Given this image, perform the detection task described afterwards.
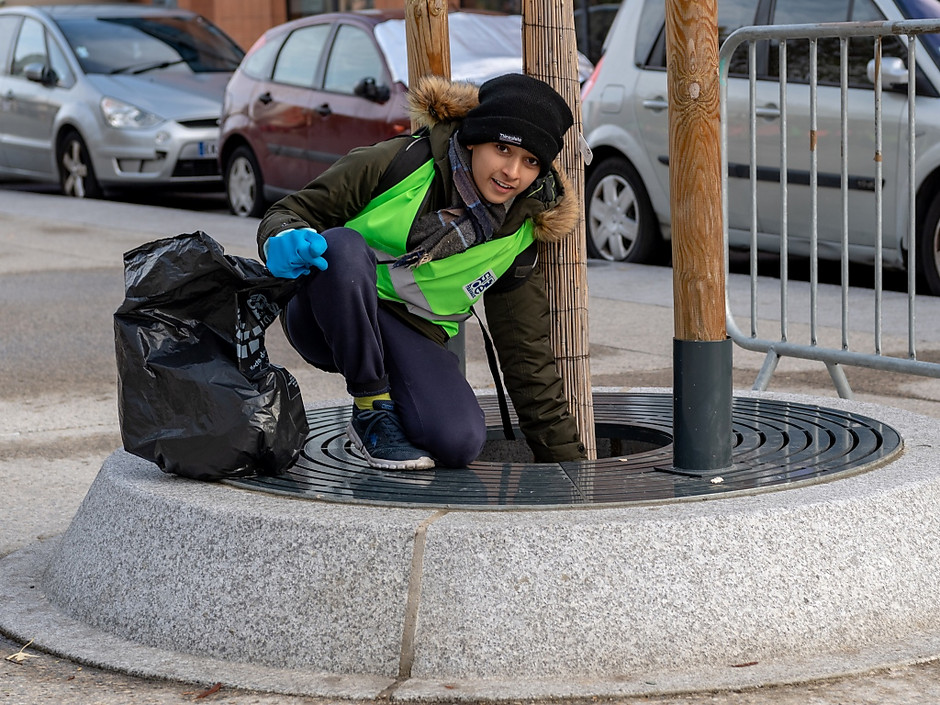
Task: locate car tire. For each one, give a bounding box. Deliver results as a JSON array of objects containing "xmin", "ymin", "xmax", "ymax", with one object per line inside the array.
[
  {"xmin": 585, "ymin": 156, "xmax": 661, "ymax": 263},
  {"xmin": 57, "ymin": 130, "xmax": 102, "ymax": 199},
  {"xmin": 225, "ymin": 146, "xmax": 266, "ymax": 218},
  {"xmin": 920, "ymin": 193, "xmax": 940, "ymax": 296}
]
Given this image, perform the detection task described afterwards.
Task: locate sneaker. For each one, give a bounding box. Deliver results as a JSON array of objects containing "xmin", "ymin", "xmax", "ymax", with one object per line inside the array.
[{"xmin": 346, "ymin": 400, "xmax": 435, "ymax": 470}]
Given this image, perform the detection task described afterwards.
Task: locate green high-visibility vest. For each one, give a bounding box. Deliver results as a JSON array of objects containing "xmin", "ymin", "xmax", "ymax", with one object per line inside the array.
[{"xmin": 345, "ymin": 158, "xmax": 535, "ymax": 337}]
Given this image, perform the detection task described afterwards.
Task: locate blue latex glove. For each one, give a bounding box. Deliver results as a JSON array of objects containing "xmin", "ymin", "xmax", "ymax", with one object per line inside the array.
[{"xmin": 264, "ymin": 227, "xmax": 328, "ymax": 278}]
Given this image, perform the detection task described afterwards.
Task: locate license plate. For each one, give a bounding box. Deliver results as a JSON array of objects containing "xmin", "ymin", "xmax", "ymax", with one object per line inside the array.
[{"xmin": 198, "ymin": 140, "xmax": 218, "ymax": 157}]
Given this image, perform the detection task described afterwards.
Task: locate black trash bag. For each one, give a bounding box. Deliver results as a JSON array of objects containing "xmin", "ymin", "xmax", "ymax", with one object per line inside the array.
[{"xmin": 114, "ymin": 230, "xmax": 308, "ymax": 481}]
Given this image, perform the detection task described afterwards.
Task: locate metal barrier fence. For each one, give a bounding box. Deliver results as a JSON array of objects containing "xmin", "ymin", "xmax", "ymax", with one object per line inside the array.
[{"xmin": 719, "ymin": 19, "xmax": 940, "ymax": 398}]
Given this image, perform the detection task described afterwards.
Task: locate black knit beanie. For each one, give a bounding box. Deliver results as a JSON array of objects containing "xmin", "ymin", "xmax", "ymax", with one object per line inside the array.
[{"xmin": 458, "ymin": 74, "xmax": 574, "ymax": 176}]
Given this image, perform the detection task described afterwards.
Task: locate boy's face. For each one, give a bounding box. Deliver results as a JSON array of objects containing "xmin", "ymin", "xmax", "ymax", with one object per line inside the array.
[{"xmin": 467, "ymin": 142, "xmax": 541, "ymax": 204}]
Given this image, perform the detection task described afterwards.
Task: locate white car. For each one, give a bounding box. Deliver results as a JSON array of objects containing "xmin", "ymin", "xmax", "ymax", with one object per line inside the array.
[
  {"xmin": 581, "ymin": 0, "xmax": 940, "ymax": 295},
  {"xmin": 0, "ymin": 4, "xmax": 243, "ymax": 198}
]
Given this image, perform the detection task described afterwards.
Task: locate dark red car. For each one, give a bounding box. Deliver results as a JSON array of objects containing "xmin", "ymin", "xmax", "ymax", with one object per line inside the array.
[{"xmin": 218, "ymin": 9, "xmax": 593, "ymax": 217}]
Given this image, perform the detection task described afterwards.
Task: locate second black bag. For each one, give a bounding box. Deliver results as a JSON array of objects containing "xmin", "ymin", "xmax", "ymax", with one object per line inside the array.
[{"xmin": 114, "ymin": 230, "xmax": 308, "ymax": 481}]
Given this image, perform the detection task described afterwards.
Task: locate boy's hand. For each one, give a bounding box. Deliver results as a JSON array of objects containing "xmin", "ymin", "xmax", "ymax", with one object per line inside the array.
[{"xmin": 265, "ymin": 228, "xmax": 328, "ymax": 278}]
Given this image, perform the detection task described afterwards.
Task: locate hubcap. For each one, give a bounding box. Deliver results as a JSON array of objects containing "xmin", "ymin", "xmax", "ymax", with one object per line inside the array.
[
  {"xmin": 227, "ymin": 157, "xmax": 256, "ymax": 216},
  {"xmin": 589, "ymin": 174, "xmax": 638, "ymax": 261},
  {"xmin": 61, "ymin": 140, "xmax": 88, "ymax": 198},
  {"xmin": 933, "ymin": 220, "xmax": 940, "ymax": 279}
]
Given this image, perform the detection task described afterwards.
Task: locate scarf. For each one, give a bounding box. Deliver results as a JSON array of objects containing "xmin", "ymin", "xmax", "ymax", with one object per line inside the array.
[{"xmin": 393, "ymin": 135, "xmax": 508, "ymax": 269}]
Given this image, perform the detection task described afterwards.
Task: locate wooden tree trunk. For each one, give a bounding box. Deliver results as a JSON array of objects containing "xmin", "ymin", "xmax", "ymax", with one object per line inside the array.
[
  {"xmin": 521, "ymin": 0, "xmax": 596, "ymax": 458},
  {"xmin": 665, "ymin": 0, "xmax": 725, "ymax": 342}
]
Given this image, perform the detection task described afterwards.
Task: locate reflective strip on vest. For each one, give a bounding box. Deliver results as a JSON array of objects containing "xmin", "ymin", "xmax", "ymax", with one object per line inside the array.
[{"xmin": 385, "ymin": 258, "xmax": 475, "ymax": 321}]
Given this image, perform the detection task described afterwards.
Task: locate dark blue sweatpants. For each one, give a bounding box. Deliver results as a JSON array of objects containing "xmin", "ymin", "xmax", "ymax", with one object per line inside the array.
[{"xmin": 283, "ymin": 227, "xmax": 486, "ymax": 467}]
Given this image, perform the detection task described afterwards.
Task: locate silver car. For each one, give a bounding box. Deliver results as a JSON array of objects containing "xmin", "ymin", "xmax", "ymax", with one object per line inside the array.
[
  {"xmin": 0, "ymin": 4, "xmax": 243, "ymax": 198},
  {"xmin": 581, "ymin": 0, "xmax": 940, "ymax": 295}
]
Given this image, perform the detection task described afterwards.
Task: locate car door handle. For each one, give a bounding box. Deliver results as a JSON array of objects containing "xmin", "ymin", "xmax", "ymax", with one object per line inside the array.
[
  {"xmin": 755, "ymin": 104, "xmax": 781, "ymax": 119},
  {"xmin": 315, "ymin": 103, "xmax": 332, "ymax": 117},
  {"xmin": 642, "ymin": 97, "xmax": 669, "ymax": 112},
  {"xmin": 257, "ymin": 91, "xmax": 273, "ymax": 105}
]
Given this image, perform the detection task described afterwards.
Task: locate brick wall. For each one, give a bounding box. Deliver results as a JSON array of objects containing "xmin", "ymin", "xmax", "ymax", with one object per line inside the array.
[{"xmin": 175, "ymin": 0, "xmax": 288, "ymax": 51}]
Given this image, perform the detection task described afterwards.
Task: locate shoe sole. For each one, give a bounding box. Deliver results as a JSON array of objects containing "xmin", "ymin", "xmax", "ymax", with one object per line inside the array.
[{"xmin": 345, "ymin": 421, "xmax": 435, "ymax": 471}]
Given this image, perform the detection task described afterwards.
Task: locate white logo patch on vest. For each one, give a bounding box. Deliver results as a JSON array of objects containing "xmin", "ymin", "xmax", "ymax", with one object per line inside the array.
[
  {"xmin": 464, "ymin": 270, "xmax": 497, "ymax": 299},
  {"xmin": 499, "ymin": 132, "xmax": 523, "ymax": 146}
]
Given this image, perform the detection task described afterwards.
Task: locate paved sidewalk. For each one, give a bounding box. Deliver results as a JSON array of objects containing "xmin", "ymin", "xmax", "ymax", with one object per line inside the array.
[{"xmin": 2, "ymin": 189, "xmax": 940, "ymax": 703}]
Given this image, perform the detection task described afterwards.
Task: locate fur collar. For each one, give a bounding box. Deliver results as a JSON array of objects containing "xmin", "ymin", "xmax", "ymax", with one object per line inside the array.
[
  {"xmin": 408, "ymin": 75, "xmax": 578, "ymax": 244},
  {"xmin": 408, "ymin": 74, "xmax": 480, "ymax": 127}
]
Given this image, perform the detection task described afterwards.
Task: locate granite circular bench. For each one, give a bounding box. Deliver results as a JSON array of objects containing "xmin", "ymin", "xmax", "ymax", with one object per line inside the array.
[{"xmin": 2, "ymin": 390, "xmax": 940, "ymax": 702}]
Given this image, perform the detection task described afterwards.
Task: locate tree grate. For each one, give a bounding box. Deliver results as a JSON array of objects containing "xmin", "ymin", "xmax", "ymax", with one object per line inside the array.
[{"xmin": 228, "ymin": 392, "xmax": 902, "ymax": 508}]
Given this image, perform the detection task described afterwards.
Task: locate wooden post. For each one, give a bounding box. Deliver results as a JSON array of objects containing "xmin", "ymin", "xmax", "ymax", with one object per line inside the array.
[
  {"xmin": 405, "ymin": 0, "xmax": 451, "ymax": 91},
  {"xmin": 665, "ymin": 0, "xmax": 732, "ymax": 470},
  {"xmin": 406, "ymin": 0, "xmax": 469, "ymax": 374},
  {"xmin": 666, "ymin": 0, "xmax": 724, "ymax": 341},
  {"xmin": 521, "ymin": 0, "xmax": 597, "ymax": 459}
]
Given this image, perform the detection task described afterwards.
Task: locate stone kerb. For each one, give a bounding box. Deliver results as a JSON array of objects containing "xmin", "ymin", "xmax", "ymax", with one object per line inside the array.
[{"xmin": 11, "ymin": 392, "xmax": 940, "ymax": 700}]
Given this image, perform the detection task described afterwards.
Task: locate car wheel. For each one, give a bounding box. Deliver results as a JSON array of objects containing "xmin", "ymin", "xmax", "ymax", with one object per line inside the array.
[
  {"xmin": 57, "ymin": 130, "xmax": 102, "ymax": 199},
  {"xmin": 585, "ymin": 156, "xmax": 661, "ymax": 262},
  {"xmin": 225, "ymin": 146, "xmax": 266, "ymax": 218},
  {"xmin": 920, "ymin": 193, "xmax": 940, "ymax": 296}
]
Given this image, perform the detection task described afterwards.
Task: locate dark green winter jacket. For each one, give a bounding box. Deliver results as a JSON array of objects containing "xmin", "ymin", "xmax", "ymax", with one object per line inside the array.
[{"xmin": 257, "ymin": 76, "xmax": 584, "ymax": 462}]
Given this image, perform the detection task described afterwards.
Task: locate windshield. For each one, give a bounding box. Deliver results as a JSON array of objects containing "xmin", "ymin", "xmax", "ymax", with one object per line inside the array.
[
  {"xmin": 56, "ymin": 15, "xmax": 244, "ymax": 75},
  {"xmin": 895, "ymin": 0, "xmax": 940, "ymax": 70}
]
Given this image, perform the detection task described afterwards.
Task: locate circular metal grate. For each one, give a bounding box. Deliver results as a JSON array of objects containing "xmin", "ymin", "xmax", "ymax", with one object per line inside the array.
[{"xmin": 229, "ymin": 392, "xmax": 902, "ymax": 508}]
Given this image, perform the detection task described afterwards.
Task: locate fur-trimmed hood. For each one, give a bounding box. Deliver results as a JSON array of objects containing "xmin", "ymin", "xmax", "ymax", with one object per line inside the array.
[
  {"xmin": 408, "ymin": 75, "xmax": 579, "ymax": 244},
  {"xmin": 408, "ymin": 74, "xmax": 481, "ymax": 129}
]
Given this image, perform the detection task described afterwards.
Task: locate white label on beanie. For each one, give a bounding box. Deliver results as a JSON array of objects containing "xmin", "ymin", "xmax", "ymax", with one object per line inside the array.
[{"xmin": 498, "ymin": 132, "xmax": 523, "ymax": 145}]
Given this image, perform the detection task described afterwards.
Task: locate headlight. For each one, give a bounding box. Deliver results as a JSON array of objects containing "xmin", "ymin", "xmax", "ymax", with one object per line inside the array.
[{"xmin": 100, "ymin": 97, "xmax": 164, "ymax": 129}]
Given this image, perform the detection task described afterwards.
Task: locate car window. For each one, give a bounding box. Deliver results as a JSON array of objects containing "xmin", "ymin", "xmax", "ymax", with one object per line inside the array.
[
  {"xmin": 640, "ymin": 0, "xmax": 758, "ymax": 74},
  {"xmin": 633, "ymin": 0, "xmax": 666, "ymax": 66},
  {"xmin": 574, "ymin": 4, "xmax": 619, "ymax": 65},
  {"xmin": 323, "ymin": 24, "xmax": 384, "ymax": 94},
  {"xmin": 55, "ymin": 15, "xmax": 243, "ymax": 75},
  {"xmin": 768, "ymin": 0, "xmax": 899, "ymax": 87},
  {"xmin": 896, "ymin": 0, "xmax": 940, "ymax": 70},
  {"xmin": 12, "ymin": 17, "xmax": 46, "ymax": 77},
  {"xmin": 847, "ymin": 0, "xmax": 908, "ymax": 88},
  {"xmin": 272, "ymin": 23, "xmax": 330, "ymax": 87},
  {"xmin": 772, "ymin": 0, "xmax": 852, "ymax": 24},
  {"xmin": 719, "ymin": 0, "xmax": 761, "ymax": 74},
  {"xmin": 241, "ymin": 34, "xmax": 282, "ymax": 80},
  {"xmin": 47, "ymin": 34, "xmax": 75, "ymax": 88},
  {"xmin": 0, "ymin": 16, "xmax": 21, "ymax": 74}
]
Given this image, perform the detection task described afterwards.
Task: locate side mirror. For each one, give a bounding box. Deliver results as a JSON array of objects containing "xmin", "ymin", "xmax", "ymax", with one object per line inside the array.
[
  {"xmin": 354, "ymin": 77, "xmax": 390, "ymax": 104},
  {"xmin": 867, "ymin": 56, "xmax": 908, "ymax": 88},
  {"xmin": 24, "ymin": 62, "xmax": 58, "ymax": 87}
]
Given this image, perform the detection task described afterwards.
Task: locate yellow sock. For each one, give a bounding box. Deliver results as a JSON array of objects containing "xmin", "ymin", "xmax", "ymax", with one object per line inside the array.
[{"xmin": 354, "ymin": 392, "xmax": 391, "ymax": 410}]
